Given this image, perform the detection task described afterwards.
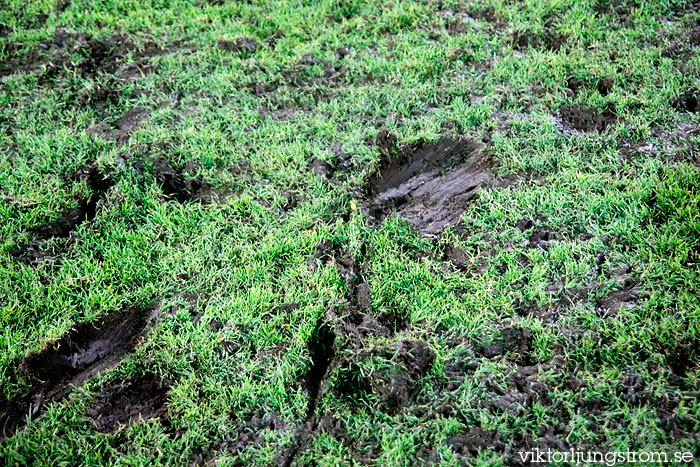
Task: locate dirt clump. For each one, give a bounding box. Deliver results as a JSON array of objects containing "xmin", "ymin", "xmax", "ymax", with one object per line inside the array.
[
  {"xmin": 1, "ymin": 30, "xmax": 167, "ymax": 81},
  {"xmin": 0, "ymin": 305, "xmax": 156, "ymax": 437},
  {"xmin": 147, "ymin": 156, "xmax": 215, "ymax": 202},
  {"xmin": 11, "ymin": 165, "xmax": 115, "ymax": 265},
  {"xmin": 86, "ymin": 371, "xmax": 170, "ymax": 433},
  {"xmin": 305, "ymin": 315, "xmax": 337, "ymax": 418},
  {"xmin": 557, "ymin": 104, "xmax": 617, "ymax": 133},
  {"xmin": 365, "ymin": 134, "xmax": 495, "ymax": 234},
  {"xmin": 511, "ymin": 28, "xmax": 568, "ymax": 52},
  {"xmin": 672, "ymin": 91, "xmax": 699, "ymax": 113},
  {"xmin": 335, "ymin": 339, "xmax": 435, "ymax": 410},
  {"xmin": 446, "ymin": 426, "xmax": 504, "ymax": 456},
  {"xmin": 478, "ymin": 326, "xmax": 534, "ymax": 364},
  {"xmin": 88, "ymin": 107, "xmax": 150, "ymax": 143},
  {"xmin": 216, "ymin": 37, "xmax": 259, "ymax": 56}
]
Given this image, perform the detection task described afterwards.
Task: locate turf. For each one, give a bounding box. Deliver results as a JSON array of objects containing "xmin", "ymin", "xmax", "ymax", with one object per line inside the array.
[{"xmin": 0, "ymin": 0, "xmax": 699, "ymax": 465}]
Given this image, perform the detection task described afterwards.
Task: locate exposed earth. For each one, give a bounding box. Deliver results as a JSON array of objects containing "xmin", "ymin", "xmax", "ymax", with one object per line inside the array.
[{"xmin": 1, "ymin": 0, "xmax": 699, "ymax": 465}]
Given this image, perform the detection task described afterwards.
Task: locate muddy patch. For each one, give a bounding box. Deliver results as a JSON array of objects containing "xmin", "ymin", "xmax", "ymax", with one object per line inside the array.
[
  {"xmin": 149, "ymin": 157, "xmax": 204, "ymax": 202},
  {"xmin": 1, "ymin": 29, "xmax": 167, "ymax": 81},
  {"xmin": 621, "ymin": 123, "xmax": 700, "ymax": 165},
  {"xmin": 365, "ymin": 135, "xmax": 495, "ymax": 234},
  {"xmin": 556, "ymin": 104, "xmax": 617, "ymax": 133},
  {"xmin": 566, "ymin": 76, "xmax": 615, "ymax": 98},
  {"xmin": 511, "ymin": 28, "xmax": 568, "ymax": 52},
  {"xmin": 11, "ymin": 165, "xmax": 115, "ymax": 265},
  {"xmin": 304, "ymin": 315, "xmax": 337, "ymax": 418},
  {"xmin": 364, "ymin": 339, "xmax": 435, "ymax": 409},
  {"xmin": 672, "ymin": 91, "xmax": 698, "ymax": 114},
  {"xmin": 276, "ymin": 313, "xmax": 337, "ymax": 467},
  {"xmin": 86, "ymin": 372, "xmax": 170, "ymax": 433},
  {"xmin": 216, "ymin": 37, "xmax": 259, "ymax": 57},
  {"xmin": 88, "ymin": 107, "xmax": 150, "ymax": 143},
  {"xmin": 0, "ymin": 305, "xmax": 156, "ymax": 437}
]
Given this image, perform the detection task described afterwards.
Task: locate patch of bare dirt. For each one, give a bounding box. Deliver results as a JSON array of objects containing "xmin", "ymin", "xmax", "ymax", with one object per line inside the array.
[
  {"xmin": 86, "ymin": 371, "xmax": 171, "ymax": 433},
  {"xmin": 673, "ymin": 91, "xmax": 699, "ymax": 113},
  {"xmin": 0, "ymin": 305, "xmax": 157, "ymax": 438},
  {"xmin": 556, "ymin": 104, "xmax": 617, "ymax": 133},
  {"xmin": 88, "ymin": 107, "xmax": 150, "ymax": 143},
  {"xmin": 216, "ymin": 37, "xmax": 259, "ymax": 56},
  {"xmin": 621, "ymin": 123, "xmax": 700, "ymax": 165},
  {"xmin": 364, "ymin": 133, "xmax": 496, "ymax": 234},
  {"xmin": 511, "ymin": 28, "xmax": 568, "ymax": 52},
  {"xmin": 10, "ymin": 164, "xmax": 115, "ymax": 265},
  {"xmin": 0, "ymin": 29, "xmax": 168, "ymax": 81},
  {"xmin": 148, "ymin": 156, "xmax": 211, "ymax": 202}
]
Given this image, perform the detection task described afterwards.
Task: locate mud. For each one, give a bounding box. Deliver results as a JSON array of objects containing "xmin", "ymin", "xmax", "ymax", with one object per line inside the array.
[
  {"xmin": 10, "ymin": 165, "xmax": 114, "ymax": 265},
  {"xmin": 672, "ymin": 91, "xmax": 698, "ymax": 113},
  {"xmin": 478, "ymin": 326, "xmax": 534, "ymax": 364},
  {"xmin": 556, "ymin": 104, "xmax": 617, "ymax": 133},
  {"xmin": 620, "ymin": 123, "xmax": 700, "ymax": 165},
  {"xmin": 304, "ymin": 315, "xmax": 336, "ymax": 418},
  {"xmin": 86, "ymin": 372, "xmax": 170, "ymax": 433},
  {"xmin": 146, "ymin": 156, "xmax": 217, "ymax": 202},
  {"xmin": 446, "ymin": 427, "xmax": 504, "ymax": 457},
  {"xmin": 368, "ymin": 339, "xmax": 435, "ymax": 409},
  {"xmin": 88, "ymin": 107, "xmax": 150, "ymax": 143},
  {"xmin": 0, "ymin": 305, "xmax": 156, "ymax": 437},
  {"xmin": 1, "ymin": 30, "xmax": 166, "ymax": 81},
  {"xmin": 365, "ymin": 135, "xmax": 495, "ymax": 234},
  {"xmin": 511, "ymin": 29, "xmax": 568, "ymax": 52},
  {"xmin": 662, "ymin": 27, "xmax": 700, "ymax": 60},
  {"xmin": 216, "ymin": 37, "xmax": 259, "ymax": 56},
  {"xmin": 279, "ymin": 54, "xmax": 347, "ymax": 90},
  {"xmin": 593, "ymin": 0, "xmax": 639, "ymax": 18}
]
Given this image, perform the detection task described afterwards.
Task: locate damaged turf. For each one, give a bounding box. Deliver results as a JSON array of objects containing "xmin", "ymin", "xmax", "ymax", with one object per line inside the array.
[
  {"xmin": 86, "ymin": 372, "xmax": 170, "ymax": 433},
  {"xmin": 0, "ymin": 305, "xmax": 156, "ymax": 437},
  {"xmin": 10, "ymin": 165, "xmax": 115, "ymax": 265},
  {"xmin": 365, "ymin": 135, "xmax": 495, "ymax": 234}
]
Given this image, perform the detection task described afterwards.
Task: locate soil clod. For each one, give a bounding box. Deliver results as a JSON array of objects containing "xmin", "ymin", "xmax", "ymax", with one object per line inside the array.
[
  {"xmin": 365, "ymin": 136, "xmax": 494, "ymax": 234},
  {"xmin": 149, "ymin": 157, "xmax": 209, "ymax": 202},
  {"xmin": 557, "ymin": 104, "xmax": 617, "ymax": 133},
  {"xmin": 11, "ymin": 165, "xmax": 115, "ymax": 265},
  {"xmin": 305, "ymin": 315, "xmax": 336, "ymax": 418},
  {"xmin": 217, "ymin": 37, "xmax": 259, "ymax": 56},
  {"xmin": 0, "ymin": 305, "xmax": 156, "ymax": 437},
  {"xmin": 87, "ymin": 371, "xmax": 170, "ymax": 433}
]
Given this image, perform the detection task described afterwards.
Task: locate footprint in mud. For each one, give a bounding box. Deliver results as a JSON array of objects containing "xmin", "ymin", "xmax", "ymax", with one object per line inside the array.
[
  {"xmin": 365, "ymin": 135, "xmax": 496, "ymax": 234},
  {"xmin": 87, "ymin": 372, "xmax": 171, "ymax": 433},
  {"xmin": 335, "ymin": 339, "xmax": 435, "ymax": 409},
  {"xmin": 145, "ymin": 156, "xmax": 223, "ymax": 203},
  {"xmin": 0, "ymin": 305, "xmax": 156, "ymax": 438},
  {"xmin": 88, "ymin": 107, "xmax": 151, "ymax": 144},
  {"xmin": 556, "ymin": 104, "xmax": 617, "ymax": 133},
  {"xmin": 10, "ymin": 165, "xmax": 115, "ymax": 265}
]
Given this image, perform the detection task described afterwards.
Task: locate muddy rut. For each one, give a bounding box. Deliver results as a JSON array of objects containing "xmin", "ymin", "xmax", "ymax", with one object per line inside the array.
[
  {"xmin": 366, "ymin": 136, "xmax": 495, "ymax": 234},
  {"xmin": 0, "ymin": 305, "xmax": 157, "ymax": 438}
]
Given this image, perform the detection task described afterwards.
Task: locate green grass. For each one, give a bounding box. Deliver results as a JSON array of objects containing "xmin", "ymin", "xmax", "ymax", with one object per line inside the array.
[{"xmin": 1, "ymin": 0, "xmax": 699, "ymax": 465}]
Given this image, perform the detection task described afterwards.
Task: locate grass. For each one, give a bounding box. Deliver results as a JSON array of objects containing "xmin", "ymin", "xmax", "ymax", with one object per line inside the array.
[{"xmin": 1, "ymin": 0, "xmax": 699, "ymax": 465}]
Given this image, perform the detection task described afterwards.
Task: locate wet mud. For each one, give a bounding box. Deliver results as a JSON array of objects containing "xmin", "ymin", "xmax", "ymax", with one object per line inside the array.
[
  {"xmin": 365, "ymin": 135, "xmax": 495, "ymax": 234},
  {"xmin": 86, "ymin": 371, "xmax": 170, "ymax": 433},
  {"xmin": 0, "ymin": 305, "xmax": 156, "ymax": 437}
]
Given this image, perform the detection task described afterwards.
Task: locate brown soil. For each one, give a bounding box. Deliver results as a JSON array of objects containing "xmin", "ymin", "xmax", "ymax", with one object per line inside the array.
[
  {"xmin": 10, "ymin": 165, "xmax": 115, "ymax": 265},
  {"xmin": 557, "ymin": 103, "xmax": 617, "ymax": 133},
  {"xmin": 86, "ymin": 372, "xmax": 170, "ymax": 433},
  {"xmin": 87, "ymin": 107, "xmax": 151, "ymax": 143},
  {"xmin": 0, "ymin": 305, "xmax": 157, "ymax": 438},
  {"xmin": 365, "ymin": 135, "xmax": 495, "ymax": 234},
  {"xmin": 0, "ymin": 29, "xmax": 167, "ymax": 81},
  {"xmin": 217, "ymin": 37, "xmax": 259, "ymax": 56}
]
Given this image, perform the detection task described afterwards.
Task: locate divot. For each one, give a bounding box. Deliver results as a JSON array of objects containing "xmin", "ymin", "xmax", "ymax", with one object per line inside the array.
[{"xmin": 0, "ymin": 305, "xmax": 157, "ymax": 438}]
